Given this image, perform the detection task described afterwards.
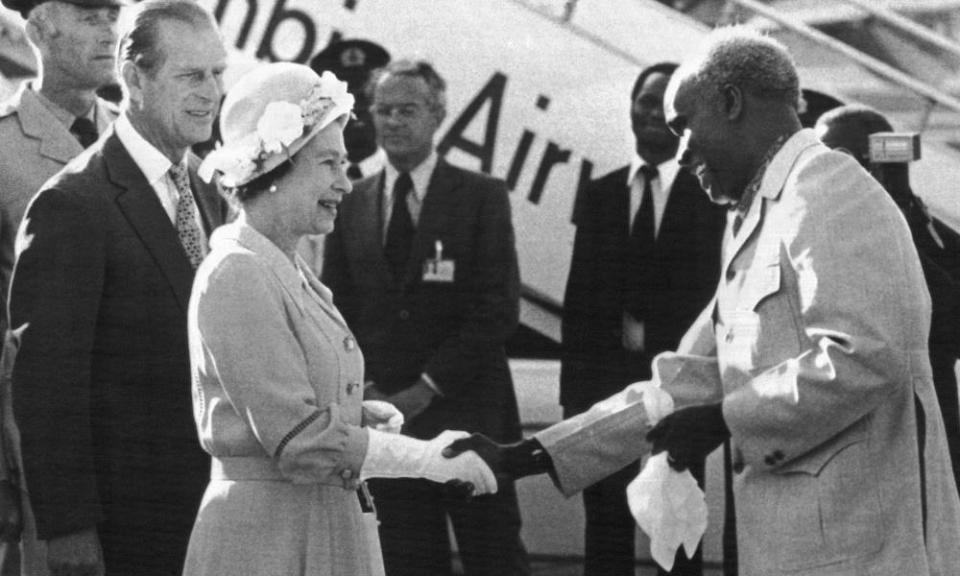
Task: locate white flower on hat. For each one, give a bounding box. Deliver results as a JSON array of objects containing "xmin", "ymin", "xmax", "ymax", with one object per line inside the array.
[
  {"xmin": 198, "ymin": 138, "xmax": 259, "ymax": 186},
  {"xmin": 199, "ymin": 66, "xmax": 356, "ymax": 188},
  {"xmin": 257, "ymin": 101, "xmax": 305, "ymax": 154}
]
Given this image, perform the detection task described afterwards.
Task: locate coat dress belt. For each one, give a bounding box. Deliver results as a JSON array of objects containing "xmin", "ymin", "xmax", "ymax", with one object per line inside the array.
[{"xmin": 211, "ymin": 456, "xmax": 375, "ymax": 511}]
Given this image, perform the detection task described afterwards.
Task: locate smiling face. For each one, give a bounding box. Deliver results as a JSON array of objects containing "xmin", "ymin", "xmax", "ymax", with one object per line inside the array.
[
  {"xmin": 371, "ymin": 74, "xmax": 443, "ymax": 170},
  {"xmin": 665, "ymin": 74, "xmax": 745, "ymax": 205},
  {"xmin": 123, "ymin": 18, "xmax": 226, "ymax": 161},
  {"xmin": 631, "ymin": 71, "xmax": 678, "ymax": 165},
  {"xmin": 271, "ymin": 124, "xmax": 352, "ymax": 238},
  {"xmin": 38, "ymin": 3, "xmax": 119, "ymax": 90}
]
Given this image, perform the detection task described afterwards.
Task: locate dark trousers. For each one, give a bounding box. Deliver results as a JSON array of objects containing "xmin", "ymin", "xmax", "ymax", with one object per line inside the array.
[
  {"xmin": 564, "ymin": 401, "xmax": 705, "ymax": 576},
  {"xmin": 369, "ymin": 477, "xmax": 530, "ymax": 576}
]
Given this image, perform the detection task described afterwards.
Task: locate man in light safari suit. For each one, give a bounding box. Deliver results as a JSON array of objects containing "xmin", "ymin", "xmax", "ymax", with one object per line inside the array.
[
  {"xmin": 0, "ymin": 0, "xmax": 121, "ymax": 573},
  {"xmin": 447, "ymin": 26, "xmax": 960, "ymax": 575}
]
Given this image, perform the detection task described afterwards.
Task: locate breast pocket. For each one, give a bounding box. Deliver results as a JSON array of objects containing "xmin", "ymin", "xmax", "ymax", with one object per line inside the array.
[
  {"xmin": 772, "ymin": 427, "xmax": 884, "ymax": 572},
  {"xmin": 724, "ymin": 263, "xmax": 781, "ymax": 370}
]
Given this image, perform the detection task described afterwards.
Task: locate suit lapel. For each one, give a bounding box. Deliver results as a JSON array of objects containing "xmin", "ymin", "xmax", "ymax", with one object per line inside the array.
[
  {"xmin": 17, "ymin": 88, "xmax": 82, "ymax": 164},
  {"xmin": 102, "ymin": 128, "xmax": 194, "ymax": 312},
  {"xmin": 351, "ymin": 172, "xmax": 393, "ymax": 285}
]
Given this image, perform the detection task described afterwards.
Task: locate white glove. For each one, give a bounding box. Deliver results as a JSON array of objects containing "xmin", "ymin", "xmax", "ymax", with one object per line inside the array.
[
  {"xmin": 361, "ymin": 429, "xmax": 499, "ymax": 495},
  {"xmin": 362, "ymin": 400, "xmax": 404, "ymax": 434}
]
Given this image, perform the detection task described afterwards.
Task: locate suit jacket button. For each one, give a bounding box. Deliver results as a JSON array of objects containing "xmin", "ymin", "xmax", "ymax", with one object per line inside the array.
[
  {"xmin": 341, "ymin": 468, "xmax": 353, "ymax": 480},
  {"xmin": 399, "ymin": 310, "xmax": 410, "ymax": 320},
  {"xmin": 344, "ymin": 336, "xmax": 356, "ymax": 351},
  {"xmin": 347, "ymin": 382, "xmax": 360, "ymax": 394},
  {"xmin": 725, "ymin": 267, "xmax": 736, "ymax": 281},
  {"xmin": 725, "ymin": 330, "xmax": 734, "ymax": 343},
  {"xmin": 732, "ymin": 461, "xmax": 745, "ymax": 474}
]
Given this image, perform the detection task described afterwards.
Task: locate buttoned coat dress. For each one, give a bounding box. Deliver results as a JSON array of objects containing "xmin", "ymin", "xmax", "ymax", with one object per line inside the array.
[
  {"xmin": 182, "ymin": 221, "xmax": 379, "ymax": 576},
  {"xmin": 535, "ymin": 130, "xmax": 960, "ymax": 576}
]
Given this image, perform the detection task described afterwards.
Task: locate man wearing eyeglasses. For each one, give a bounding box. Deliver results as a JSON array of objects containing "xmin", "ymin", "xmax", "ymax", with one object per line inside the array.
[{"xmin": 323, "ymin": 59, "xmax": 530, "ymax": 576}]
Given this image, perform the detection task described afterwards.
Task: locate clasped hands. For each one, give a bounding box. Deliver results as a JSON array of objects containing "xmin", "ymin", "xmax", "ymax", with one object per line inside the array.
[{"xmin": 440, "ymin": 402, "xmax": 730, "ymax": 480}]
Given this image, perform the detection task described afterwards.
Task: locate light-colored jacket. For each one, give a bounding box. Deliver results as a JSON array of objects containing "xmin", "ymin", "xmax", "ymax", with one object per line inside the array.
[
  {"xmin": 183, "ymin": 220, "xmax": 377, "ymax": 576},
  {"xmin": 538, "ymin": 129, "xmax": 960, "ymax": 575}
]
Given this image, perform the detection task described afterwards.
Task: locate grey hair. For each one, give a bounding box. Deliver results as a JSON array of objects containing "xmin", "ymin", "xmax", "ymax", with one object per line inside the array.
[
  {"xmin": 682, "ymin": 26, "xmax": 800, "ymax": 109},
  {"xmin": 369, "ymin": 59, "xmax": 447, "ymax": 113},
  {"xmin": 117, "ymin": 0, "xmax": 218, "ymax": 78}
]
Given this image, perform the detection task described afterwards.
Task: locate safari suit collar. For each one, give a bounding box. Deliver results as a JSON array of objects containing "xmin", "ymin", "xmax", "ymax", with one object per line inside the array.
[
  {"xmin": 724, "ymin": 129, "xmax": 821, "ymax": 265},
  {"xmin": 12, "ymin": 83, "xmax": 83, "ymax": 164}
]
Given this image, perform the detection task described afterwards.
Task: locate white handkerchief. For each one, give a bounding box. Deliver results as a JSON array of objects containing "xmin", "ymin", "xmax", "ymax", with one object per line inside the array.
[{"xmin": 627, "ymin": 452, "xmax": 707, "ymax": 572}]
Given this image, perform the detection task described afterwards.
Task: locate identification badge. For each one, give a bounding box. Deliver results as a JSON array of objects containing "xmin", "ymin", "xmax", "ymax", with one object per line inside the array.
[{"xmin": 422, "ymin": 240, "xmax": 455, "ymax": 282}]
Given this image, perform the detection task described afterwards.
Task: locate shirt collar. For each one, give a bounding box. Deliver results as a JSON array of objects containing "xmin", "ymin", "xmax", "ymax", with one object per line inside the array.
[
  {"xmin": 627, "ymin": 154, "xmax": 680, "ymax": 190},
  {"xmin": 115, "ymin": 112, "xmax": 184, "ymax": 187},
  {"xmin": 384, "ymin": 149, "xmax": 438, "ymax": 203}
]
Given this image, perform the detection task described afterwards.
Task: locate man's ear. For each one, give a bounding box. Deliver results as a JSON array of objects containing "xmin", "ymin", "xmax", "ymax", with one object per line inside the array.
[
  {"xmin": 720, "ymin": 84, "xmax": 743, "ymax": 121},
  {"xmin": 121, "ymin": 61, "xmax": 142, "ymax": 107}
]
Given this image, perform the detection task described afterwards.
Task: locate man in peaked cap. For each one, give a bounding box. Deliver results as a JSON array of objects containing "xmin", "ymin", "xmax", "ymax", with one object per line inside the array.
[
  {"xmin": 299, "ymin": 38, "xmax": 391, "ymax": 274},
  {"xmin": 310, "ymin": 38, "xmax": 390, "ymax": 179},
  {"xmin": 0, "ymin": 0, "xmax": 122, "ymax": 572}
]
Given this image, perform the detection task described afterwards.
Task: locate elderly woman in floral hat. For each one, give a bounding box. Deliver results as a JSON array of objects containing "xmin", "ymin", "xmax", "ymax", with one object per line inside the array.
[{"xmin": 182, "ymin": 62, "xmax": 497, "ymax": 576}]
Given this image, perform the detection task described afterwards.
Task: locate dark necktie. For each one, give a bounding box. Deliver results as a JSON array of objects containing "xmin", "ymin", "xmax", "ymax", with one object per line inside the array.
[
  {"xmin": 631, "ymin": 164, "xmax": 658, "ymax": 243},
  {"xmin": 625, "ymin": 165, "xmax": 658, "ymax": 320},
  {"xmin": 169, "ymin": 163, "xmax": 205, "ymax": 269},
  {"xmin": 70, "ymin": 116, "xmax": 98, "ymax": 149},
  {"xmin": 384, "ymin": 172, "xmax": 414, "ymax": 278}
]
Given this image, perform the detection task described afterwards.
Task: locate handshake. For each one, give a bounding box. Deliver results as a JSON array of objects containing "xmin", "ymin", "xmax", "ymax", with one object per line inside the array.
[
  {"xmin": 360, "ymin": 429, "xmax": 551, "ymax": 498},
  {"xmin": 362, "ymin": 399, "xmax": 730, "ymax": 498}
]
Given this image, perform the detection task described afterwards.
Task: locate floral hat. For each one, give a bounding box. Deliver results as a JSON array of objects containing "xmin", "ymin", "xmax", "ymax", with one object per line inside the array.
[{"xmin": 199, "ymin": 62, "xmax": 355, "ymax": 188}]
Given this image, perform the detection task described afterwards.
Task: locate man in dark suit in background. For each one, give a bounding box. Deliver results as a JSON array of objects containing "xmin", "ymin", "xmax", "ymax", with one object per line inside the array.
[
  {"xmin": 560, "ymin": 62, "xmax": 724, "ymax": 576},
  {"xmin": 7, "ymin": 1, "xmax": 226, "ymax": 574},
  {"xmin": 323, "ymin": 59, "xmax": 530, "ymax": 576},
  {"xmin": 310, "ymin": 37, "xmax": 390, "ymax": 180}
]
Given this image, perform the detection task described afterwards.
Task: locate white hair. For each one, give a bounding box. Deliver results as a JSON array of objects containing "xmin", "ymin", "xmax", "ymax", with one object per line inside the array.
[{"xmin": 680, "ymin": 26, "xmax": 800, "ymax": 109}]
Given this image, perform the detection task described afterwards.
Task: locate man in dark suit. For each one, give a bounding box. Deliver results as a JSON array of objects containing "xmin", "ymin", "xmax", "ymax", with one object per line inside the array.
[
  {"xmin": 323, "ymin": 59, "xmax": 529, "ymax": 576},
  {"xmin": 6, "ymin": 1, "xmax": 227, "ymax": 574},
  {"xmin": 0, "ymin": 0, "xmax": 122, "ymax": 571},
  {"xmin": 560, "ymin": 62, "xmax": 724, "ymax": 576}
]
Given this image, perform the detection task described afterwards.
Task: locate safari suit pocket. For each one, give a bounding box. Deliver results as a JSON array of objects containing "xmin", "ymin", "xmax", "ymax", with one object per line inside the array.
[{"xmin": 772, "ymin": 425, "xmax": 884, "ymax": 572}]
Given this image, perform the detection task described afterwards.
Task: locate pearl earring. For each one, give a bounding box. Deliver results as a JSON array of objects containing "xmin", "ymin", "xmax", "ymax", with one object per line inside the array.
[{"xmin": 269, "ymin": 185, "xmax": 278, "ymax": 194}]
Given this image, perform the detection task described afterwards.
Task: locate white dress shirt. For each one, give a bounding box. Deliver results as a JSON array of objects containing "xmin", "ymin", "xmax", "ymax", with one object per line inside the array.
[
  {"xmin": 381, "ymin": 150, "xmax": 438, "ymax": 242},
  {"xmin": 115, "ymin": 113, "xmax": 208, "ymax": 252},
  {"xmin": 627, "ymin": 155, "xmax": 680, "ymax": 238}
]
